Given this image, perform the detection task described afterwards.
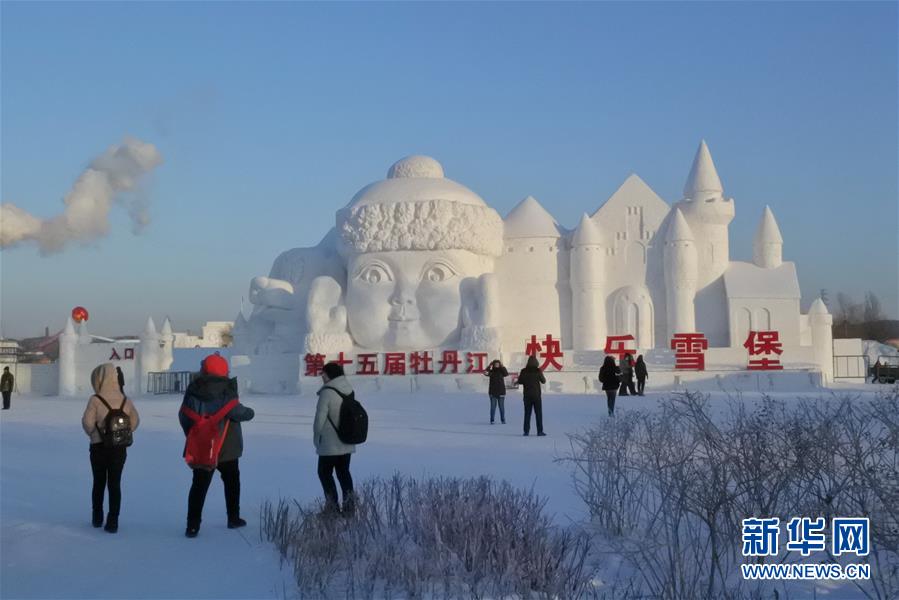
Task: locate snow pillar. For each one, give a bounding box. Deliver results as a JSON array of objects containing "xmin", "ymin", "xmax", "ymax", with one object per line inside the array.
[
  {"xmin": 570, "ymin": 214, "xmax": 605, "ymax": 350},
  {"xmin": 753, "ymin": 206, "xmax": 784, "ymax": 269},
  {"xmin": 137, "ymin": 317, "xmax": 160, "ymax": 395},
  {"xmin": 664, "ymin": 208, "xmax": 698, "ymax": 339},
  {"xmin": 809, "ymin": 298, "xmax": 833, "ymax": 385},
  {"xmin": 58, "ymin": 317, "xmax": 77, "ymax": 396},
  {"xmin": 159, "ymin": 317, "xmax": 174, "ymax": 371}
]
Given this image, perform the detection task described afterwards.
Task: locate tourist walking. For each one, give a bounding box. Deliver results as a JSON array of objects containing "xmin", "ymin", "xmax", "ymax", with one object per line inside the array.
[
  {"xmin": 635, "ymin": 355, "xmax": 648, "ymax": 396},
  {"xmin": 598, "ymin": 356, "xmax": 621, "ymax": 416},
  {"xmin": 484, "ymin": 359, "xmax": 508, "ymax": 424},
  {"xmin": 181, "ymin": 353, "xmax": 255, "ymax": 538},
  {"xmin": 619, "ymin": 353, "xmax": 637, "ymax": 396},
  {"xmin": 517, "ymin": 355, "xmax": 546, "ymax": 436},
  {"xmin": 315, "ymin": 362, "xmax": 357, "ymax": 514},
  {"xmin": 81, "ymin": 363, "xmax": 140, "ymax": 533},
  {"xmin": 1, "ymin": 366, "xmax": 14, "ymax": 410}
]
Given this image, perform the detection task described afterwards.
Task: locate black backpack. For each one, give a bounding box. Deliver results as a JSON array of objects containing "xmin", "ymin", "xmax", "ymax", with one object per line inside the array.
[
  {"xmin": 323, "ymin": 387, "xmax": 368, "ymax": 445},
  {"xmin": 95, "ymin": 394, "xmax": 133, "ymax": 448}
]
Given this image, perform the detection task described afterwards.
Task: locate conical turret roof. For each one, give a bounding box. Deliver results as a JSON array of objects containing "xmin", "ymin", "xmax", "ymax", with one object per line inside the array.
[
  {"xmin": 143, "ymin": 316, "xmax": 158, "ymax": 337},
  {"xmin": 665, "ymin": 208, "xmax": 694, "ymax": 242},
  {"xmin": 809, "ymin": 298, "xmax": 830, "ymax": 316},
  {"xmin": 683, "ymin": 140, "xmax": 723, "ymax": 200},
  {"xmin": 504, "ymin": 196, "xmax": 562, "ymax": 239},
  {"xmin": 755, "ymin": 206, "xmax": 783, "ymax": 245},
  {"xmin": 161, "ymin": 317, "xmax": 173, "ymax": 336},
  {"xmin": 571, "ymin": 213, "xmax": 602, "ymax": 246},
  {"xmin": 62, "ymin": 317, "xmax": 76, "ymax": 336}
]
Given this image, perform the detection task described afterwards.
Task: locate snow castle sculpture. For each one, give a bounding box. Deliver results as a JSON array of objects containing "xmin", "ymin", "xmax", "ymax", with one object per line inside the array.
[{"xmin": 235, "ymin": 142, "xmax": 835, "ymax": 392}]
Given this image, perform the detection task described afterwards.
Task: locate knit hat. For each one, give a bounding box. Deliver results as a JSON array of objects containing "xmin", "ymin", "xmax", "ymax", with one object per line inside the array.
[
  {"xmin": 336, "ymin": 156, "xmax": 503, "ymax": 258},
  {"xmin": 201, "ymin": 353, "xmax": 229, "ymax": 377}
]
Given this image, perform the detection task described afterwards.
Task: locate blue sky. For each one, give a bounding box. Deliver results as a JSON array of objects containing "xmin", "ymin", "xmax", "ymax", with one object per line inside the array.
[{"xmin": 2, "ymin": 1, "xmax": 897, "ymax": 338}]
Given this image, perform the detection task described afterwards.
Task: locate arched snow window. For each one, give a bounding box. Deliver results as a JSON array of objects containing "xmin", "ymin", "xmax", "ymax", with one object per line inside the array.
[
  {"xmin": 755, "ymin": 308, "xmax": 771, "ymax": 331},
  {"xmin": 611, "ymin": 285, "xmax": 654, "ymax": 348},
  {"xmin": 734, "ymin": 307, "xmax": 752, "ymax": 347}
]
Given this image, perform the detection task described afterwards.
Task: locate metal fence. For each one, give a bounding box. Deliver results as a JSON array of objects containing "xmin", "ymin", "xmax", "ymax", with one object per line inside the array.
[{"xmin": 147, "ymin": 371, "xmax": 194, "ymax": 394}]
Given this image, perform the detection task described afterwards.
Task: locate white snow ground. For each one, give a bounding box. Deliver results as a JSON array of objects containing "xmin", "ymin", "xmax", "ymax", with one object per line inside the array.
[{"xmin": 0, "ymin": 383, "xmax": 887, "ymax": 599}]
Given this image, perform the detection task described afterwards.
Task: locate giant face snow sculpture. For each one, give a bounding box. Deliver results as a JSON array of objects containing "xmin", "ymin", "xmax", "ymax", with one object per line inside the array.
[{"xmin": 300, "ymin": 156, "xmax": 505, "ymax": 352}]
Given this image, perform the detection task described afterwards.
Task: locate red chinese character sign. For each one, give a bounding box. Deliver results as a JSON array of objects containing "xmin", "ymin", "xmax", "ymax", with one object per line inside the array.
[
  {"xmin": 304, "ymin": 353, "xmax": 326, "ymax": 376},
  {"xmin": 524, "ymin": 334, "xmax": 564, "ymax": 371},
  {"xmin": 670, "ymin": 333, "xmax": 709, "ymax": 370},
  {"xmin": 744, "ymin": 330, "xmax": 783, "ymax": 370},
  {"xmin": 604, "ymin": 335, "xmax": 636, "ymax": 360}
]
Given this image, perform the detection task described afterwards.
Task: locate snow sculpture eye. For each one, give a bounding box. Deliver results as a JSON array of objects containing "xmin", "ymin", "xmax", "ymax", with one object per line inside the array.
[
  {"xmin": 422, "ymin": 262, "xmax": 457, "ymax": 283},
  {"xmin": 356, "ymin": 264, "xmax": 392, "ymax": 284}
]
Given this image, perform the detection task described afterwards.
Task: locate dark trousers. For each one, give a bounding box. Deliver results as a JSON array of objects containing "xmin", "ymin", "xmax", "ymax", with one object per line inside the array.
[
  {"xmin": 636, "ymin": 377, "xmax": 646, "ymax": 395},
  {"xmin": 605, "ymin": 390, "xmax": 617, "ymax": 415},
  {"xmin": 318, "ymin": 454, "xmax": 353, "ymax": 506},
  {"xmin": 489, "ymin": 395, "xmax": 506, "ymax": 423},
  {"xmin": 523, "ymin": 397, "xmax": 544, "ymax": 434},
  {"xmin": 619, "ymin": 376, "xmax": 636, "ymax": 396},
  {"xmin": 89, "ymin": 443, "xmax": 127, "ymax": 517},
  {"xmin": 187, "ymin": 459, "xmax": 240, "ymax": 525},
  {"xmin": 2, "ymin": 391, "xmax": 10, "ymax": 409}
]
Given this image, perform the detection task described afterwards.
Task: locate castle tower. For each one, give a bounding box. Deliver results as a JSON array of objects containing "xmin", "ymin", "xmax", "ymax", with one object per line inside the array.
[
  {"xmin": 58, "ymin": 317, "xmax": 77, "ymax": 395},
  {"xmin": 159, "ymin": 317, "xmax": 174, "ymax": 371},
  {"xmin": 570, "ymin": 214, "xmax": 605, "ymax": 350},
  {"xmin": 676, "ymin": 140, "xmax": 735, "ymax": 287},
  {"xmin": 137, "ymin": 316, "xmax": 160, "ymax": 394},
  {"xmin": 753, "ymin": 205, "xmax": 783, "ymax": 269},
  {"xmin": 497, "ymin": 196, "xmax": 566, "ymax": 349},
  {"xmin": 809, "ymin": 298, "xmax": 834, "ymax": 384},
  {"xmin": 663, "ymin": 208, "xmax": 698, "ymax": 339},
  {"xmin": 77, "ymin": 320, "xmax": 91, "ymax": 344}
]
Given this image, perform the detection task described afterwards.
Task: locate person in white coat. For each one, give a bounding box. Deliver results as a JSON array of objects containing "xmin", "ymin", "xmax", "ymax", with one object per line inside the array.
[{"xmin": 314, "ymin": 362, "xmax": 356, "ymax": 514}]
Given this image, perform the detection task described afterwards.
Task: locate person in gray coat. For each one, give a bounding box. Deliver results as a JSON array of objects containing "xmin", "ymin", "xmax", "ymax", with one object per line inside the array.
[{"xmin": 315, "ymin": 362, "xmax": 356, "ymax": 514}]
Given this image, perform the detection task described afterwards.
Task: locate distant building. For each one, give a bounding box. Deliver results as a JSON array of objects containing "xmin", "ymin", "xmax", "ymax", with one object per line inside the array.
[{"xmin": 173, "ymin": 321, "xmax": 233, "ymax": 348}]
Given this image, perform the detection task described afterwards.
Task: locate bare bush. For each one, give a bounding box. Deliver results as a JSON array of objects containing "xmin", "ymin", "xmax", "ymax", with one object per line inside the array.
[
  {"xmin": 562, "ymin": 388, "xmax": 899, "ymax": 600},
  {"xmin": 261, "ymin": 474, "xmax": 593, "ymax": 599}
]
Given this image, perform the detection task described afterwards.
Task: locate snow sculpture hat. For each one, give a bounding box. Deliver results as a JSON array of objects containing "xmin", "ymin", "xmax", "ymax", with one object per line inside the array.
[{"xmin": 336, "ymin": 156, "xmax": 504, "ymax": 257}]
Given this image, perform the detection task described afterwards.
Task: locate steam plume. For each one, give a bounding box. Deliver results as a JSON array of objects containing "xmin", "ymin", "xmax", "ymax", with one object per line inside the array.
[{"xmin": 0, "ymin": 137, "xmax": 163, "ymax": 254}]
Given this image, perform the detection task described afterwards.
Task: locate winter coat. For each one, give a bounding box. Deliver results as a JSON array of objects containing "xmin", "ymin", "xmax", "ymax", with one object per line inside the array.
[
  {"xmin": 485, "ymin": 365, "xmax": 509, "ymax": 397},
  {"xmin": 635, "ymin": 359, "xmax": 648, "ymax": 380},
  {"xmin": 517, "ymin": 356, "xmax": 546, "ymax": 401},
  {"xmin": 82, "ymin": 363, "xmax": 141, "ymax": 444},
  {"xmin": 620, "ymin": 359, "xmax": 634, "ymax": 380},
  {"xmin": 598, "ymin": 364, "xmax": 621, "ymax": 391},
  {"xmin": 314, "ymin": 375, "xmax": 356, "ymax": 457},
  {"xmin": 0, "ymin": 371, "xmax": 13, "ymax": 392},
  {"xmin": 179, "ymin": 374, "xmax": 254, "ymax": 463}
]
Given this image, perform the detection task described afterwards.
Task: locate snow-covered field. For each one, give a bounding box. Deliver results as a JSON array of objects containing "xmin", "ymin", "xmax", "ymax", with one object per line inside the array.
[{"xmin": 0, "ymin": 384, "xmax": 885, "ymax": 599}]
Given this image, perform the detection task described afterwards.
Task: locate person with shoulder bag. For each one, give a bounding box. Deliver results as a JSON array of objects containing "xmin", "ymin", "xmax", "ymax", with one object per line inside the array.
[{"xmin": 81, "ymin": 362, "xmax": 140, "ymax": 533}]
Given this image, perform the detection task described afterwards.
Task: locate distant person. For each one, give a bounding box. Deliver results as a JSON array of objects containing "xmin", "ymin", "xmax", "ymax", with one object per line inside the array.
[
  {"xmin": 116, "ymin": 366, "xmax": 125, "ymax": 394},
  {"xmin": 598, "ymin": 356, "xmax": 621, "ymax": 416},
  {"xmin": 81, "ymin": 363, "xmax": 140, "ymax": 533},
  {"xmin": 484, "ymin": 359, "xmax": 509, "ymax": 424},
  {"xmin": 619, "ymin": 353, "xmax": 637, "ymax": 396},
  {"xmin": 870, "ymin": 360, "xmax": 882, "ymax": 384},
  {"xmin": 517, "ymin": 355, "xmax": 546, "ymax": 437},
  {"xmin": 634, "ymin": 355, "xmax": 648, "ymax": 396},
  {"xmin": 315, "ymin": 362, "xmax": 357, "ymax": 515},
  {"xmin": 180, "ymin": 353, "xmax": 255, "ymax": 538},
  {"xmin": 1, "ymin": 366, "xmax": 14, "ymax": 410}
]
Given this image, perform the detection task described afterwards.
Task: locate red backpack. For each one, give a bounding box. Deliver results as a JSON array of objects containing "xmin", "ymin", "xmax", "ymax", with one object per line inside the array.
[{"xmin": 180, "ymin": 399, "xmax": 238, "ymax": 470}]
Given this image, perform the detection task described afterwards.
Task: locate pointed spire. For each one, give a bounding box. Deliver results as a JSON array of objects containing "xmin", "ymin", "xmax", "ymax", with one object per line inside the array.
[
  {"xmin": 753, "ymin": 205, "xmax": 784, "ymax": 268},
  {"xmin": 62, "ymin": 317, "xmax": 76, "ymax": 337},
  {"xmin": 755, "ymin": 206, "xmax": 783, "ymax": 244},
  {"xmin": 77, "ymin": 320, "xmax": 90, "ymax": 342},
  {"xmin": 665, "ymin": 208, "xmax": 694, "ymax": 243},
  {"xmin": 504, "ymin": 196, "xmax": 562, "ymax": 239},
  {"xmin": 161, "ymin": 317, "xmax": 173, "ymax": 337},
  {"xmin": 143, "ymin": 316, "xmax": 158, "ymax": 338},
  {"xmin": 572, "ymin": 213, "xmax": 602, "ymax": 246},
  {"xmin": 682, "ymin": 140, "xmax": 723, "ymax": 200},
  {"xmin": 233, "ymin": 312, "xmax": 248, "ymax": 333}
]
